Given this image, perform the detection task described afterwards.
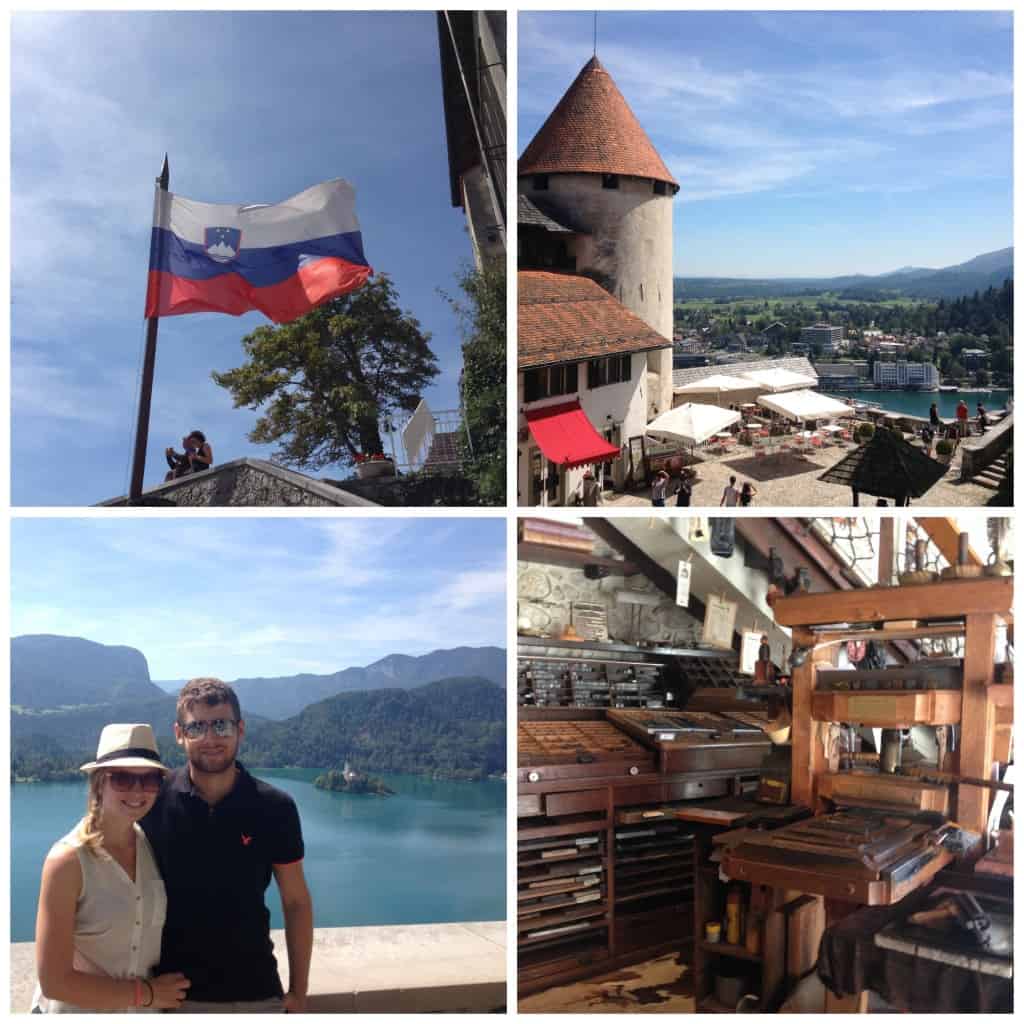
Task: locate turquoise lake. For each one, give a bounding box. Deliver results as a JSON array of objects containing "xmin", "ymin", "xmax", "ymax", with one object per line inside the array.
[
  {"xmin": 822, "ymin": 387, "xmax": 1012, "ymax": 419},
  {"xmin": 11, "ymin": 769, "xmax": 507, "ymax": 942}
]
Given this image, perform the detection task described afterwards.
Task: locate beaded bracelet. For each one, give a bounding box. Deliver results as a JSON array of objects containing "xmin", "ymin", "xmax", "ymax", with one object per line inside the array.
[{"xmin": 134, "ymin": 977, "xmax": 142, "ymax": 1008}]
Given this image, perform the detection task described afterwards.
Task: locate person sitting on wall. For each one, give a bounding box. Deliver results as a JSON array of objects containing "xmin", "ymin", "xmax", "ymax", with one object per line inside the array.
[
  {"xmin": 165, "ymin": 431, "xmax": 213, "ymax": 481},
  {"xmin": 977, "ymin": 403, "xmax": 988, "ymax": 432}
]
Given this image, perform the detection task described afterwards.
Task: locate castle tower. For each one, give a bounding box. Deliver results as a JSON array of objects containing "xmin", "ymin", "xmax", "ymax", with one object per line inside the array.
[{"xmin": 519, "ymin": 57, "xmax": 678, "ymax": 414}]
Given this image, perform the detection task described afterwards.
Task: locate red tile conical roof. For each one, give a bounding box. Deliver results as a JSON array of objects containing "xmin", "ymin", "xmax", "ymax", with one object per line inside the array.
[{"xmin": 519, "ymin": 57, "xmax": 678, "ymax": 189}]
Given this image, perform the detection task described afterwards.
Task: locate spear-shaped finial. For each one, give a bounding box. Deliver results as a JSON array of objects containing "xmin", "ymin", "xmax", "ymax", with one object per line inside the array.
[{"xmin": 157, "ymin": 153, "xmax": 169, "ymax": 190}]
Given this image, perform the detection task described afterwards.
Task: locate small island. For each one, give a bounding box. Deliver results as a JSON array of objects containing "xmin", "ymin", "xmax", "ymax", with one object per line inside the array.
[{"xmin": 314, "ymin": 762, "xmax": 394, "ymax": 796}]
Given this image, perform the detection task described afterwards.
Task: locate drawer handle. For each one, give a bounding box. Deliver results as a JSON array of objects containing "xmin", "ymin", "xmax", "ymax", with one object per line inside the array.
[
  {"xmin": 528, "ymin": 770, "xmax": 540, "ymax": 783},
  {"xmin": 628, "ymin": 765, "xmax": 640, "ymax": 776}
]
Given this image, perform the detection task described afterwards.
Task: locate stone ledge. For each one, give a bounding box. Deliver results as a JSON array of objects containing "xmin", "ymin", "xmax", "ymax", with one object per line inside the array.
[
  {"xmin": 12, "ymin": 921, "xmax": 506, "ymax": 1013},
  {"xmin": 98, "ymin": 458, "xmax": 379, "ymax": 507}
]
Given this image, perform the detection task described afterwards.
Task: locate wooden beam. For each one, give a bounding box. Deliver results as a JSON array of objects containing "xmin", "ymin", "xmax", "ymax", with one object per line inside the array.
[
  {"xmin": 916, "ymin": 517, "xmax": 984, "ymax": 567},
  {"xmin": 958, "ymin": 612, "xmax": 998, "ymax": 832},
  {"xmin": 772, "ymin": 577, "xmax": 1013, "ymax": 627},
  {"xmin": 790, "ymin": 627, "xmax": 833, "ymax": 808},
  {"xmin": 736, "ymin": 518, "xmax": 853, "ymax": 593},
  {"xmin": 877, "ymin": 518, "xmax": 896, "ymax": 587}
]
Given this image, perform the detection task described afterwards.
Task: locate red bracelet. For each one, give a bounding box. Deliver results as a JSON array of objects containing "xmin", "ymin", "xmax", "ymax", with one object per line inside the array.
[{"xmin": 134, "ymin": 977, "xmax": 142, "ymax": 1008}]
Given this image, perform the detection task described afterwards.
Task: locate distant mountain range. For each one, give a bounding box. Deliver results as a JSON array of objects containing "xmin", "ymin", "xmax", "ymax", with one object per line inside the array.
[
  {"xmin": 675, "ymin": 247, "xmax": 1013, "ymax": 302},
  {"xmin": 11, "ymin": 636, "xmax": 507, "ymax": 780},
  {"xmin": 12, "ymin": 635, "xmax": 166, "ymax": 709}
]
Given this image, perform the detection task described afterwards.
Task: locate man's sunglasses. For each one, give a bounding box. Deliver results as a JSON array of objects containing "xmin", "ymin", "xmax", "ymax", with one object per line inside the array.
[
  {"xmin": 106, "ymin": 770, "xmax": 164, "ymax": 793},
  {"xmin": 179, "ymin": 718, "xmax": 239, "ymax": 740}
]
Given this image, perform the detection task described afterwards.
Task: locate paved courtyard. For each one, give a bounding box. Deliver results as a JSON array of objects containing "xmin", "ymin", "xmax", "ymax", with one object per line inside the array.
[{"xmin": 600, "ymin": 445, "xmax": 1003, "ymax": 508}]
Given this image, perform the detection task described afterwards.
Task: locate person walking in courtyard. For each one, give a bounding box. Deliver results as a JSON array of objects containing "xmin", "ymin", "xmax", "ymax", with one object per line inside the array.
[
  {"xmin": 739, "ymin": 482, "xmax": 757, "ymax": 507},
  {"xmin": 578, "ymin": 470, "xmax": 602, "ymax": 506},
  {"xmin": 651, "ymin": 470, "xmax": 669, "ymax": 507},
  {"xmin": 720, "ymin": 475, "xmax": 740, "ymax": 507},
  {"xmin": 675, "ymin": 470, "xmax": 693, "ymax": 507}
]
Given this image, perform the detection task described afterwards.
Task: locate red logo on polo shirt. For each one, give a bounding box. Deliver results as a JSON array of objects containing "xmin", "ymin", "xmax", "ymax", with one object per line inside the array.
[{"xmin": 241, "ymin": 833, "xmax": 253, "ymax": 846}]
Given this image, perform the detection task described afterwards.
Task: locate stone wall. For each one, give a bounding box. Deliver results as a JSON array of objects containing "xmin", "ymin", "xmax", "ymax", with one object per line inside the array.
[
  {"xmin": 100, "ymin": 459, "xmax": 377, "ymax": 507},
  {"xmin": 518, "ymin": 558, "xmax": 701, "ymax": 646},
  {"xmin": 960, "ymin": 411, "xmax": 1013, "ymax": 482}
]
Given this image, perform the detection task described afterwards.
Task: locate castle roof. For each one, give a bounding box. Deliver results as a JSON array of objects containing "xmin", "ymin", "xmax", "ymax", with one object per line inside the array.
[
  {"xmin": 519, "ymin": 57, "xmax": 678, "ymax": 189},
  {"xmin": 519, "ymin": 271, "xmax": 670, "ymax": 370}
]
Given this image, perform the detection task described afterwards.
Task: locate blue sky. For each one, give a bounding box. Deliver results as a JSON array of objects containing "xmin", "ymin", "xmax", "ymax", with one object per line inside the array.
[
  {"xmin": 11, "ymin": 517, "xmax": 506, "ymax": 680},
  {"xmin": 12, "ymin": 12, "xmax": 477, "ymax": 506},
  {"xmin": 519, "ymin": 11, "xmax": 1013, "ymax": 279}
]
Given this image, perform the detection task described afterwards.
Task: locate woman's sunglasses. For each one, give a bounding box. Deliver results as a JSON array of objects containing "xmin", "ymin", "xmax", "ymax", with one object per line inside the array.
[{"xmin": 106, "ymin": 770, "xmax": 164, "ymax": 793}]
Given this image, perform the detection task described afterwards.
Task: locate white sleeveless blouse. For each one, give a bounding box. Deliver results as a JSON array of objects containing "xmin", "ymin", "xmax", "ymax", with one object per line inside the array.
[{"xmin": 32, "ymin": 824, "xmax": 166, "ymax": 1014}]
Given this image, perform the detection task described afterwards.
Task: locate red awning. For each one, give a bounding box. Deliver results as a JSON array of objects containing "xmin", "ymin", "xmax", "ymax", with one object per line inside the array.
[{"xmin": 525, "ymin": 400, "xmax": 621, "ymax": 468}]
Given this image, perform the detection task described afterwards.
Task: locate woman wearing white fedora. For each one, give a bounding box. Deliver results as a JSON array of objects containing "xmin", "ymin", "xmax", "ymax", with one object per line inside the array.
[{"xmin": 32, "ymin": 724, "xmax": 191, "ymax": 1012}]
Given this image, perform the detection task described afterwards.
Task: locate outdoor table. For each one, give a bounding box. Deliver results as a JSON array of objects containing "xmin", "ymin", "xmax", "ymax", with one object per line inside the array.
[{"xmin": 820, "ymin": 424, "xmax": 844, "ymax": 434}]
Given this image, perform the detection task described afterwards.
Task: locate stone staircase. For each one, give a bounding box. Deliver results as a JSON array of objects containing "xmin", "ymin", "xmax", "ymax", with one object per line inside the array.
[{"xmin": 971, "ymin": 452, "xmax": 1009, "ymax": 490}]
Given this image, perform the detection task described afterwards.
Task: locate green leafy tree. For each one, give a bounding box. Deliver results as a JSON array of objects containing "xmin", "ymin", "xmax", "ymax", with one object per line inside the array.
[
  {"xmin": 443, "ymin": 263, "xmax": 506, "ymax": 505},
  {"xmin": 213, "ymin": 274, "xmax": 438, "ymax": 470}
]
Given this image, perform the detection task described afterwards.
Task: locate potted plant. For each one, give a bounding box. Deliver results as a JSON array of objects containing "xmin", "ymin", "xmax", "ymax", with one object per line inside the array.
[
  {"xmin": 935, "ymin": 439, "xmax": 954, "ymax": 465},
  {"xmin": 354, "ymin": 452, "xmax": 396, "ymax": 479},
  {"xmin": 856, "ymin": 422, "xmax": 875, "ymax": 443}
]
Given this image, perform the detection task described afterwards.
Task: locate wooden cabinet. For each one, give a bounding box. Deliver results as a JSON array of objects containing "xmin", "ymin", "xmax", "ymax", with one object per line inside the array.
[{"xmin": 519, "ymin": 817, "xmax": 610, "ymax": 986}]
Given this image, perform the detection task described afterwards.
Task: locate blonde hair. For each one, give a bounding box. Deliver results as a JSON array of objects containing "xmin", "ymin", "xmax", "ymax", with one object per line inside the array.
[{"xmin": 74, "ymin": 772, "xmax": 107, "ymax": 853}]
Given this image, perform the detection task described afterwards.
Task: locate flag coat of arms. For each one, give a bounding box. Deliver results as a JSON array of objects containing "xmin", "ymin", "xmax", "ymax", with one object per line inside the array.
[{"xmin": 145, "ymin": 178, "xmax": 372, "ymax": 323}]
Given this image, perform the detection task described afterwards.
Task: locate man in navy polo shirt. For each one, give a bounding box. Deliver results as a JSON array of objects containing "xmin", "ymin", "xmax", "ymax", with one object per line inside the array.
[{"xmin": 142, "ymin": 678, "xmax": 313, "ymax": 1012}]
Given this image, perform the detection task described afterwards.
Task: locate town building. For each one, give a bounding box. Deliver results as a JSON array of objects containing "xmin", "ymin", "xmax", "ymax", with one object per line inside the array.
[
  {"xmin": 518, "ymin": 272, "xmax": 670, "ymax": 504},
  {"xmin": 814, "ymin": 361, "xmax": 870, "ymax": 389},
  {"xmin": 517, "ymin": 55, "xmax": 678, "ymax": 504},
  {"xmin": 872, "ymin": 360, "xmax": 939, "ymax": 390},
  {"xmin": 799, "ymin": 323, "xmax": 845, "ymax": 354},
  {"xmin": 960, "ymin": 348, "xmax": 990, "ymax": 370}
]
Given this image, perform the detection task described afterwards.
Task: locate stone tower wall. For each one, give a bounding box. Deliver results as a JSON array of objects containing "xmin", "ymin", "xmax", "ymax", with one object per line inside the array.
[{"xmin": 521, "ymin": 172, "xmax": 675, "ymax": 412}]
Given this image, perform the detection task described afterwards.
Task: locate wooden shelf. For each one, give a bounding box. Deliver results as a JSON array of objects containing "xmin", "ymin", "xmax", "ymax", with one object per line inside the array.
[
  {"xmin": 811, "ymin": 688, "xmax": 961, "ymax": 726},
  {"xmin": 517, "ymin": 904, "xmax": 608, "ymax": 933},
  {"xmin": 698, "ymin": 939, "xmax": 762, "ymax": 963},
  {"xmin": 518, "ymin": 816, "xmax": 607, "ymax": 841},
  {"xmin": 519, "ymin": 918, "xmax": 609, "ymax": 948},
  {"xmin": 518, "ymin": 635, "xmax": 737, "ymax": 660},
  {"xmin": 518, "ymin": 541, "xmax": 639, "ymax": 576},
  {"xmin": 809, "ymin": 622, "xmax": 965, "ymax": 644}
]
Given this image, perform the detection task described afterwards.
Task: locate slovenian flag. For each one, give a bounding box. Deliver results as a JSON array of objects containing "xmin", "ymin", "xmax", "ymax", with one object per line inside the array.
[{"xmin": 144, "ymin": 178, "xmax": 373, "ymax": 323}]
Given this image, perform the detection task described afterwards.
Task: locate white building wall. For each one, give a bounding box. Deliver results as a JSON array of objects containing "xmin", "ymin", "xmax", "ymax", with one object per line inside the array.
[{"xmin": 517, "ymin": 351, "xmax": 652, "ymax": 505}]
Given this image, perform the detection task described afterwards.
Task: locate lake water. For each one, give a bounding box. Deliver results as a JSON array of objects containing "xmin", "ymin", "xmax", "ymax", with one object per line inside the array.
[
  {"xmin": 822, "ymin": 388, "xmax": 1012, "ymax": 419},
  {"xmin": 11, "ymin": 770, "xmax": 506, "ymax": 942}
]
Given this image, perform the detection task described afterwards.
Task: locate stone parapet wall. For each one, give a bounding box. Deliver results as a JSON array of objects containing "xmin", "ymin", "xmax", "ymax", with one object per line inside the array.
[
  {"xmin": 12, "ymin": 921, "xmax": 505, "ymax": 1013},
  {"xmin": 960, "ymin": 412, "xmax": 1013, "ymax": 482}
]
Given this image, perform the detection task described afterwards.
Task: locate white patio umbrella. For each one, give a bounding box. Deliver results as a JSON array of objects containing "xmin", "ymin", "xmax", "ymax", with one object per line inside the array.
[
  {"xmin": 646, "ymin": 402, "xmax": 742, "ymax": 446},
  {"xmin": 674, "ymin": 373, "xmax": 762, "ymax": 406},
  {"xmin": 758, "ymin": 389, "xmax": 854, "ymax": 422},
  {"xmin": 740, "ymin": 367, "xmax": 817, "ymax": 392}
]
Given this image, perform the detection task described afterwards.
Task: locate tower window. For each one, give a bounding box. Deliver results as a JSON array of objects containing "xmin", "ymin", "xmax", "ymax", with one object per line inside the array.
[
  {"xmin": 602, "ymin": 174, "xmax": 619, "ymax": 190},
  {"xmin": 532, "ymin": 174, "xmax": 549, "ymax": 191},
  {"xmin": 639, "ymin": 283, "xmax": 644, "ymax": 302},
  {"xmin": 653, "ymin": 180, "xmax": 667, "ymax": 196}
]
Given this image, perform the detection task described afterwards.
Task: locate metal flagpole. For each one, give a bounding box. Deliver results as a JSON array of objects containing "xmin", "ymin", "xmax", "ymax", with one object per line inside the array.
[{"xmin": 129, "ymin": 154, "xmax": 169, "ymax": 503}]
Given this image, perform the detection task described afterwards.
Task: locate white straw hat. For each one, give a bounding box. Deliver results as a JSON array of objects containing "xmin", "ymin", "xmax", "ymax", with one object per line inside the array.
[{"xmin": 80, "ymin": 723, "xmax": 169, "ymax": 774}]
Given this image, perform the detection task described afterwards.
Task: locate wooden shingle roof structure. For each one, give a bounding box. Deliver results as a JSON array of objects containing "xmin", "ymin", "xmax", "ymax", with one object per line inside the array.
[
  {"xmin": 818, "ymin": 428, "xmax": 949, "ymax": 503},
  {"xmin": 519, "ymin": 57, "xmax": 678, "ymax": 190},
  {"xmin": 519, "ymin": 271, "xmax": 671, "ymax": 370}
]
